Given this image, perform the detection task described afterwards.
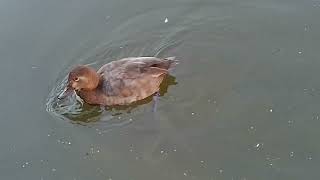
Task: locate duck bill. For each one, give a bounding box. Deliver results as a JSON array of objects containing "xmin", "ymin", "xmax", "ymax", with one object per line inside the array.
[{"xmin": 58, "ymin": 86, "xmax": 75, "ymax": 99}]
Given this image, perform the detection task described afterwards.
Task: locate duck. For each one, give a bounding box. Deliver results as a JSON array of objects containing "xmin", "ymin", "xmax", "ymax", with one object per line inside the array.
[{"xmin": 59, "ymin": 57, "xmax": 178, "ymax": 106}]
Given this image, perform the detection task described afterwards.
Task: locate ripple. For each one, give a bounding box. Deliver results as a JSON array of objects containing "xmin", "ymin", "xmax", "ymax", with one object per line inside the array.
[{"xmin": 45, "ymin": 7, "xmax": 198, "ymax": 126}]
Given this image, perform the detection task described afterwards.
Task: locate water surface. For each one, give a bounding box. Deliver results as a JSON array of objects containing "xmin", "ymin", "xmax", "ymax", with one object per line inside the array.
[{"xmin": 1, "ymin": 0, "xmax": 320, "ymax": 179}]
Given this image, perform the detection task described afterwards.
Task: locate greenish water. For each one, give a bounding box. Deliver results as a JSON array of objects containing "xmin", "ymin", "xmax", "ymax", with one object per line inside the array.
[{"xmin": 1, "ymin": 0, "xmax": 320, "ymax": 179}]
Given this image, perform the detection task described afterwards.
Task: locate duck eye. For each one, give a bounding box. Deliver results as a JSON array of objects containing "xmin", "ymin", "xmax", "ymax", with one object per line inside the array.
[{"xmin": 74, "ymin": 77, "xmax": 80, "ymax": 82}]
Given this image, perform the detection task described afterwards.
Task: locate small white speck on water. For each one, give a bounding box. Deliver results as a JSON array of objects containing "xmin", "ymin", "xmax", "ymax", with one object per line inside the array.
[
  {"xmin": 200, "ymin": 160, "xmax": 204, "ymax": 163},
  {"xmin": 118, "ymin": 116, "xmax": 122, "ymax": 119},
  {"xmin": 31, "ymin": 66, "xmax": 38, "ymax": 69},
  {"xmin": 269, "ymin": 109, "xmax": 273, "ymax": 112},
  {"xmin": 307, "ymin": 156, "xmax": 313, "ymax": 160},
  {"xmin": 290, "ymin": 152, "xmax": 294, "ymax": 157},
  {"xmin": 269, "ymin": 163, "xmax": 273, "ymax": 166},
  {"xmin": 298, "ymin": 51, "xmax": 302, "ymax": 54},
  {"xmin": 52, "ymin": 168, "xmax": 57, "ymax": 172},
  {"xmin": 218, "ymin": 169, "xmax": 223, "ymax": 173},
  {"xmin": 108, "ymin": 178, "xmax": 112, "ymax": 180},
  {"xmin": 173, "ymin": 149, "xmax": 177, "ymax": 152},
  {"xmin": 191, "ymin": 112, "xmax": 195, "ymax": 115},
  {"xmin": 160, "ymin": 150, "xmax": 164, "ymax": 154},
  {"xmin": 129, "ymin": 118, "xmax": 133, "ymax": 122},
  {"xmin": 288, "ymin": 120, "xmax": 293, "ymax": 125},
  {"xmin": 164, "ymin": 18, "xmax": 168, "ymax": 23},
  {"xmin": 22, "ymin": 162, "xmax": 30, "ymax": 168},
  {"xmin": 256, "ymin": 143, "xmax": 260, "ymax": 148},
  {"xmin": 68, "ymin": 142, "xmax": 71, "ymax": 145},
  {"xmin": 47, "ymin": 134, "xmax": 50, "ymax": 137},
  {"xmin": 183, "ymin": 172, "xmax": 187, "ymax": 176}
]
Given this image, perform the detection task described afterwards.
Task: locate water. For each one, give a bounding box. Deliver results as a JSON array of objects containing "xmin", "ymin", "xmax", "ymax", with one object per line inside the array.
[{"xmin": 1, "ymin": 0, "xmax": 320, "ymax": 179}]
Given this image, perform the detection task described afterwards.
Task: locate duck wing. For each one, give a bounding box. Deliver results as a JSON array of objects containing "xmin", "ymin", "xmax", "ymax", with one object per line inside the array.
[{"xmin": 97, "ymin": 57, "xmax": 176, "ymax": 104}]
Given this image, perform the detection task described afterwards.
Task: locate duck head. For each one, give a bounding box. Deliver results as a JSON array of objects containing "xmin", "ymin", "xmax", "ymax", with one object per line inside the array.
[{"xmin": 58, "ymin": 65, "xmax": 99, "ymax": 99}]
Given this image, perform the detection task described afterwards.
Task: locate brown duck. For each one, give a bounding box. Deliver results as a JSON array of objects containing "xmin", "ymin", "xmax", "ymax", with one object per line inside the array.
[{"xmin": 59, "ymin": 57, "xmax": 178, "ymax": 106}]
